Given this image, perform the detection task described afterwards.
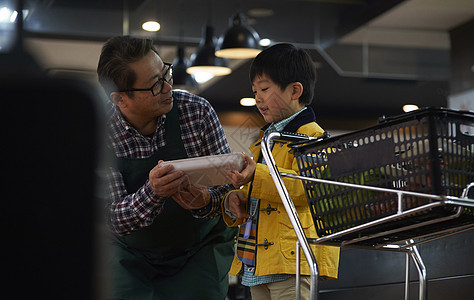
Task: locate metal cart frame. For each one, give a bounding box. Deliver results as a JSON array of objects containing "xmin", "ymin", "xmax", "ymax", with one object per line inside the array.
[{"xmin": 261, "ymin": 131, "xmax": 474, "ymax": 300}]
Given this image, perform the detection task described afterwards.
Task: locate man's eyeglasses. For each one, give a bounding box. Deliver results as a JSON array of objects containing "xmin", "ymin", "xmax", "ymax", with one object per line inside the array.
[{"xmin": 120, "ymin": 63, "xmax": 173, "ymax": 96}]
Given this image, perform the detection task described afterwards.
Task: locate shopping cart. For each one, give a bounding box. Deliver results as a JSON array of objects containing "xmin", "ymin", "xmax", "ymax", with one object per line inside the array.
[{"xmin": 260, "ymin": 108, "xmax": 474, "ymax": 300}]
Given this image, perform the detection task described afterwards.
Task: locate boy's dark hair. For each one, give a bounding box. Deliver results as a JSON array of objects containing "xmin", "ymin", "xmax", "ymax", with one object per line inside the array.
[
  {"xmin": 249, "ymin": 43, "xmax": 317, "ymax": 105},
  {"xmin": 97, "ymin": 36, "xmax": 159, "ymax": 97}
]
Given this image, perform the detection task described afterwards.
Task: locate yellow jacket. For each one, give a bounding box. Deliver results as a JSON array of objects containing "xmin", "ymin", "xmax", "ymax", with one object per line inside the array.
[{"xmin": 222, "ymin": 110, "xmax": 340, "ymax": 278}]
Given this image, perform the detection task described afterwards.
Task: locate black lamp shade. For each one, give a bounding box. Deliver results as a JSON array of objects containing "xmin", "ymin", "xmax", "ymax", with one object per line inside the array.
[
  {"xmin": 187, "ymin": 26, "xmax": 232, "ymax": 76},
  {"xmin": 215, "ymin": 12, "xmax": 261, "ymax": 59},
  {"xmin": 172, "ymin": 46, "xmax": 198, "ymax": 89}
]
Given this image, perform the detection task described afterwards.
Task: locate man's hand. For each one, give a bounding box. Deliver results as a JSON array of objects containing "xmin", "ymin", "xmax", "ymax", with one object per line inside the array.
[
  {"xmin": 226, "ymin": 191, "xmax": 251, "ymax": 219},
  {"xmin": 226, "ymin": 153, "xmax": 256, "ymax": 188},
  {"xmin": 172, "ymin": 178, "xmax": 211, "ymax": 210},
  {"xmin": 149, "ymin": 160, "xmax": 188, "ymax": 198}
]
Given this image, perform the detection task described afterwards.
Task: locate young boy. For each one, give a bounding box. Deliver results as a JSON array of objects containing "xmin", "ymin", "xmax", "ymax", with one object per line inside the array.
[{"xmin": 223, "ymin": 43, "xmax": 340, "ymax": 299}]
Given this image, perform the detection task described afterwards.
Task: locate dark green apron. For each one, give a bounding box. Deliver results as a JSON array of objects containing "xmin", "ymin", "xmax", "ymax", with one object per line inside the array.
[{"xmin": 108, "ymin": 102, "xmax": 237, "ymax": 300}]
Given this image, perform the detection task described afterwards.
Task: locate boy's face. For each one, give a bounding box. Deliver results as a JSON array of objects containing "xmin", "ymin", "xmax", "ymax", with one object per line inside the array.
[{"xmin": 252, "ymin": 74, "xmax": 304, "ymax": 123}]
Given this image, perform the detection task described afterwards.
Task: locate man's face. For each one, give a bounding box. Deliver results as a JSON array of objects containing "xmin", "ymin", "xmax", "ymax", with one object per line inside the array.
[{"xmin": 122, "ymin": 50, "xmax": 174, "ymax": 120}]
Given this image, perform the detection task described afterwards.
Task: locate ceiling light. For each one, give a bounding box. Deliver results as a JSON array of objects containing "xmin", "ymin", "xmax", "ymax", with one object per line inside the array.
[
  {"xmin": 0, "ymin": 7, "xmax": 12, "ymax": 22},
  {"xmin": 172, "ymin": 45, "xmax": 198, "ymax": 90},
  {"xmin": 247, "ymin": 8, "xmax": 274, "ymax": 18},
  {"xmin": 259, "ymin": 38, "xmax": 271, "ymax": 47},
  {"xmin": 193, "ymin": 72, "xmax": 215, "ymax": 84},
  {"xmin": 240, "ymin": 98, "xmax": 256, "ymax": 106},
  {"xmin": 9, "ymin": 10, "xmax": 17, "ymax": 22},
  {"xmin": 403, "ymin": 104, "xmax": 419, "ymax": 112},
  {"xmin": 187, "ymin": 25, "xmax": 232, "ymax": 76},
  {"xmin": 0, "ymin": 7, "xmax": 27, "ymax": 23},
  {"xmin": 142, "ymin": 21, "xmax": 160, "ymax": 32},
  {"xmin": 215, "ymin": 12, "xmax": 261, "ymax": 59}
]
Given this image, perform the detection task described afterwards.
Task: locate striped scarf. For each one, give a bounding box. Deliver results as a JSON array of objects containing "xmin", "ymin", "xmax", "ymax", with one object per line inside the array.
[
  {"xmin": 236, "ymin": 108, "xmax": 307, "ymax": 267},
  {"xmin": 236, "ymin": 216, "xmax": 258, "ymax": 266}
]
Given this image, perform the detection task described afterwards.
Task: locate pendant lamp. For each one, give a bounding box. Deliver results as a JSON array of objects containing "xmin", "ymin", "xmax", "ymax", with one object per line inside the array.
[
  {"xmin": 172, "ymin": 45, "xmax": 198, "ymax": 91},
  {"xmin": 187, "ymin": 25, "xmax": 232, "ymax": 76},
  {"xmin": 215, "ymin": 12, "xmax": 261, "ymax": 59}
]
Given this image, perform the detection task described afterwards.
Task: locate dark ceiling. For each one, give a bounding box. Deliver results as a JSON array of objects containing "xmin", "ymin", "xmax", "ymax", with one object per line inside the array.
[
  {"xmin": 6, "ymin": 0, "xmax": 466, "ymax": 130},
  {"xmin": 22, "ymin": 0, "xmax": 404, "ymax": 45}
]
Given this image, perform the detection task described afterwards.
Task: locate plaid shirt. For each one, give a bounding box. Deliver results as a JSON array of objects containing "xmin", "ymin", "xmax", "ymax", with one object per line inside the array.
[{"xmin": 105, "ymin": 90, "xmax": 232, "ymax": 235}]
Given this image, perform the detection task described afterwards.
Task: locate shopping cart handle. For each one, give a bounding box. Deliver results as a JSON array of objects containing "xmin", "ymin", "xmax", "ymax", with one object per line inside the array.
[
  {"xmin": 267, "ymin": 131, "xmax": 329, "ymax": 144},
  {"xmin": 462, "ymin": 182, "xmax": 474, "ymax": 199}
]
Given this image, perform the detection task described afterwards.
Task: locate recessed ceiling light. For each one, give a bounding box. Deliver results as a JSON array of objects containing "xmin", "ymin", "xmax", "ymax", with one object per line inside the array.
[
  {"xmin": 247, "ymin": 8, "xmax": 274, "ymax": 18},
  {"xmin": 403, "ymin": 104, "xmax": 419, "ymax": 112},
  {"xmin": 142, "ymin": 21, "xmax": 160, "ymax": 32},
  {"xmin": 0, "ymin": 7, "xmax": 28, "ymax": 23},
  {"xmin": 240, "ymin": 98, "xmax": 256, "ymax": 106},
  {"xmin": 9, "ymin": 10, "xmax": 17, "ymax": 22},
  {"xmin": 259, "ymin": 38, "xmax": 271, "ymax": 47},
  {"xmin": 0, "ymin": 7, "xmax": 12, "ymax": 22}
]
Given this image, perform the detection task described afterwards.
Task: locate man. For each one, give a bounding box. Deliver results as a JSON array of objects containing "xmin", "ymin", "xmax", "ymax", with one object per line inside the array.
[{"xmin": 97, "ymin": 36, "xmax": 237, "ymax": 299}]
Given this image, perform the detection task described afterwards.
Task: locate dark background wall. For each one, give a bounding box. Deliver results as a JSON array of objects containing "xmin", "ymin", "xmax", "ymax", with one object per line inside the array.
[{"xmin": 450, "ymin": 19, "xmax": 474, "ymax": 95}]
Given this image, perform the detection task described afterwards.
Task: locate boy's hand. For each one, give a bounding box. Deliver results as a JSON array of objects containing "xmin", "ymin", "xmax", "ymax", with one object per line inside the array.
[
  {"xmin": 226, "ymin": 191, "xmax": 251, "ymax": 219},
  {"xmin": 226, "ymin": 153, "xmax": 256, "ymax": 188}
]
